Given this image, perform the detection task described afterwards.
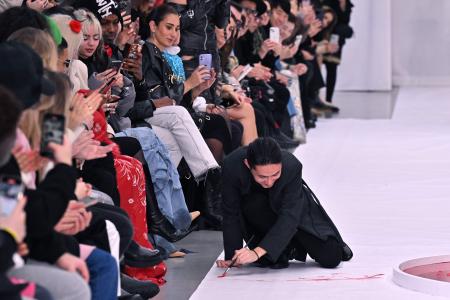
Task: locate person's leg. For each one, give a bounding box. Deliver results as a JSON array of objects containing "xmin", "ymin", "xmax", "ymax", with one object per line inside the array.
[
  {"xmin": 149, "ymin": 124, "xmax": 183, "ymax": 167},
  {"xmin": 229, "ymin": 120, "xmax": 244, "ymax": 150},
  {"xmin": 325, "ymin": 62, "xmax": 338, "ymax": 103},
  {"xmin": 227, "ymin": 103, "xmax": 258, "ymax": 145},
  {"xmin": 292, "ymin": 230, "xmax": 342, "ymax": 268},
  {"xmin": 88, "ymin": 203, "xmax": 133, "ymax": 256},
  {"xmin": 147, "ymin": 105, "xmax": 219, "ymax": 178},
  {"xmin": 86, "ymin": 248, "xmax": 118, "ymax": 300},
  {"xmin": 9, "ymin": 263, "xmax": 91, "ymax": 300}
]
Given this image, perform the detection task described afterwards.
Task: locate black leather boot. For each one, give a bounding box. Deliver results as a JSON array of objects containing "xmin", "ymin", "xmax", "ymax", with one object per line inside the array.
[
  {"xmin": 201, "ymin": 168, "xmax": 223, "ymax": 229},
  {"xmin": 143, "ymin": 166, "xmax": 193, "ymax": 243}
]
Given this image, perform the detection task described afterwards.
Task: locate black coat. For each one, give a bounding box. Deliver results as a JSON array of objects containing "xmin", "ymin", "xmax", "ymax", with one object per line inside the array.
[
  {"xmin": 169, "ymin": 0, "xmax": 230, "ymax": 54},
  {"xmin": 222, "ymin": 147, "xmax": 340, "ymax": 261},
  {"xmin": 0, "ymin": 157, "xmax": 79, "ymax": 263},
  {"xmin": 0, "ymin": 231, "xmax": 24, "ymax": 300}
]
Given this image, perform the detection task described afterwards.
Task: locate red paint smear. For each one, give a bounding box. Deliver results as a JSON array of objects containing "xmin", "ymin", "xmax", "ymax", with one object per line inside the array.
[{"xmin": 223, "ymin": 273, "xmax": 385, "ymax": 282}]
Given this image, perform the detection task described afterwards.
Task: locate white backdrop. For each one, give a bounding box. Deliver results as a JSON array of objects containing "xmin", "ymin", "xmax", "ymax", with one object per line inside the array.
[
  {"xmin": 335, "ymin": 0, "xmax": 392, "ymax": 91},
  {"xmin": 336, "ymin": 0, "xmax": 450, "ymax": 91}
]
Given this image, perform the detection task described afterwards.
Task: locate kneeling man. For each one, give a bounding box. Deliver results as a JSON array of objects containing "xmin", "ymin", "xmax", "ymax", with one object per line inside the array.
[{"xmin": 217, "ymin": 137, "xmax": 352, "ymax": 269}]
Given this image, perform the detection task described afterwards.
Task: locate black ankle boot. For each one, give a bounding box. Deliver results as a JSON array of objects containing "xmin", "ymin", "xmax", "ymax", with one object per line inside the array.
[
  {"xmin": 201, "ymin": 168, "xmax": 223, "ymax": 229},
  {"xmin": 143, "ymin": 164, "xmax": 193, "ymax": 243}
]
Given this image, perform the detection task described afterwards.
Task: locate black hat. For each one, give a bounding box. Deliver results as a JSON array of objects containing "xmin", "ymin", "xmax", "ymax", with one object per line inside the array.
[
  {"xmin": 72, "ymin": 0, "xmax": 120, "ymax": 20},
  {"xmin": 237, "ymin": 0, "xmax": 268, "ymax": 17},
  {"xmin": 0, "ymin": 42, "xmax": 55, "ymax": 109}
]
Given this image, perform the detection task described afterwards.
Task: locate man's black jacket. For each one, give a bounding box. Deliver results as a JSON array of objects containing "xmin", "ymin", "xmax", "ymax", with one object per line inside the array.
[{"xmin": 222, "ymin": 147, "xmax": 340, "ymax": 262}]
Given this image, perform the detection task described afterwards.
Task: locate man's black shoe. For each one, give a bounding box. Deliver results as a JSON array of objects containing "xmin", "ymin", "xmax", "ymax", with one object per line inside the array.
[
  {"xmin": 124, "ymin": 241, "xmax": 163, "ymax": 268},
  {"xmin": 342, "ymin": 243, "xmax": 353, "ymax": 261},
  {"xmin": 121, "ymin": 273, "xmax": 160, "ymax": 299}
]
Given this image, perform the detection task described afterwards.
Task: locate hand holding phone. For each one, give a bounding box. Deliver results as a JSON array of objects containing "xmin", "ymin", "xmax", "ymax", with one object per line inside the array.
[
  {"xmin": 199, "ymin": 54, "xmax": 212, "ymax": 80},
  {"xmin": 40, "ymin": 113, "xmax": 65, "ymax": 159},
  {"xmin": 270, "ymin": 27, "xmax": 280, "ymax": 43},
  {"xmin": 330, "ymin": 34, "xmax": 339, "ymax": 45},
  {"xmin": 0, "ymin": 176, "xmax": 24, "ymax": 216},
  {"xmin": 110, "ymin": 60, "xmax": 123, "ymax": 74}
]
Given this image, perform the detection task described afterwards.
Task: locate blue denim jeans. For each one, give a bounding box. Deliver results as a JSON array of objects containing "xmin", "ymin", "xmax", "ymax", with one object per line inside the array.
[
  {"xmin": 116, "ymin": 127, "xmax": 191, "ymax": 230},
  {"xmin": 86, "ymin": 249, "xmax": 118, "ymax": 300}
]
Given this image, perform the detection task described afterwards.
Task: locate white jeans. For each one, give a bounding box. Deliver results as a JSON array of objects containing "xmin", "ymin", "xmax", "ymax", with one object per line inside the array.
[{"xmin": 146, "ymin": 105, "xmax": 218, "ymax": 178}]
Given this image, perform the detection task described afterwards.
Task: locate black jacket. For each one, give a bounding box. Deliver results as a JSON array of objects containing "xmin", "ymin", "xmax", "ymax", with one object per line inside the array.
[
  {"xmin": 222, "ymin": 147, "xmax": 341, "ymax": 261},
  {"xmin": 0, "ymin": 157, "xmax": 79, "ymax": 264},
  {"xmin": 170, "ymin": 0, "xmax": 230, "ymax": 54}
]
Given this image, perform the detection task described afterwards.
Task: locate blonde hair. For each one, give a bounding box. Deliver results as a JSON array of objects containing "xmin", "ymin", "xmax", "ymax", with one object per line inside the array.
[
  {"xmin": 7, "ymin": 27, "xmax": 58, "ymax": 71},
  {"xmin": 19, "ymin": 72, "xmax": 71, "ymax": 149},
  {"xmin": 82, "ymin": 10, "xmax": 103, "ymax": 37}
]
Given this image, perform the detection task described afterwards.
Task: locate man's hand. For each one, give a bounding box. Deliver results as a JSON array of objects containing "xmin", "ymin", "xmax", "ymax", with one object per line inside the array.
[
  {"xmin": 153, "ymin": 97, "xmax": 176, "ymax": 108},
  {"xmin": 216, "ymin": 259, "xmax": 241, "ymax": 268},
  {"xmin": 248, "ymin": 63, "xmax": 272, "ymax": 82},
  {"xmin": 56, "ymin": 253, "xmax": 90, "ymax": 282},
  {"xmin": 232, "ymin": 248, "xmax": 259, "ymax": 265}
]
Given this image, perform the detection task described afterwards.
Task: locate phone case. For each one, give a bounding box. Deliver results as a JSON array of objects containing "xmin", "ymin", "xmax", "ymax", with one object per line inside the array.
[
  {"xmin": 270, "ymin": 27, "xmax": 280, "ymax": 43},
  {"xmin": 199, "ymin": 54, "xmax": 212, "ymax": 80}
]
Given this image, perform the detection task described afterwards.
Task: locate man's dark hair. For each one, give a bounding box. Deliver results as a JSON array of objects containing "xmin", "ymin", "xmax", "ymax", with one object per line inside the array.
[
  {"xmin": 247, "ymin": 137, "xmax": 282, "ymax": 169},
  {"xmin": 0, "ymin": 6, "xmax": 50, "ymax": 42},
  {"xmin": 269, "ymin": 0, "xmax": 291, "ymax": 15},
  {"xmin": 0, "ymin": 86, "xmax": 22, "ymax": 141}
]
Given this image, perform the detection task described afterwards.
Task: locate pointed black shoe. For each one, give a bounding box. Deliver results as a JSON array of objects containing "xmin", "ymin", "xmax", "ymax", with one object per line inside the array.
[
  {"xmin": 121, "ymin": 274, "xmax": 160, "ymax": 299},
  {"xmin": 124, "ymin": 241, "xmax": 162, "ymax": 268}
]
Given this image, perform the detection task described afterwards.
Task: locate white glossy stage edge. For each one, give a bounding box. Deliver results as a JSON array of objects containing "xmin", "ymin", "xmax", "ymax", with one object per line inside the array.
[{"xmin": 393, "ymin": 255, "xmax": 450, "ymax": 297}]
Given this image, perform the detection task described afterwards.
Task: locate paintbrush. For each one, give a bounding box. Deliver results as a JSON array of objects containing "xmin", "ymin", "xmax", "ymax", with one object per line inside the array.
[{"xmin": 218, "ymin": 235, "xmax": 255, "ymax": 278}]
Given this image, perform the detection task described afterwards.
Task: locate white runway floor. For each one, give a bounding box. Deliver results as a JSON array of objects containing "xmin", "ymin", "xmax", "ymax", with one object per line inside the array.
[{"xmin": 190, "ymin": 87, "xmax": 450, "ymax": 299}]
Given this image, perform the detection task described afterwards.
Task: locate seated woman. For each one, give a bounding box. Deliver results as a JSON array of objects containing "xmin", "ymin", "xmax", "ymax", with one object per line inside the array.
[{"xmin": 136, "ymin": 4, "xmax": 230, "ymax": 227}]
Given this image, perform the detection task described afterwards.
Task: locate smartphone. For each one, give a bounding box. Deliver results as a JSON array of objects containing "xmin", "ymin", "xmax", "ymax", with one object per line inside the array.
[
  {"xmin": 40, "ymin": 113, "xmax": 65, "ymax": 158},
  {"xmin": 294, "ymin": 34, "xmax": 303, "ymax": 48},
  {"xmin": 199, "ymin": 54, "xmax": 212, "ymax": 80},
  {"xmin": 269, "ymin": 27, "xmax": 280, "ymax": 43},
  {"xmin": 124, "ymin": 40, "xmax": 144, "ymax": 60},
  {"xmin": 79, "ymin": 196, "xmax": 98, "ymax": 208},
  {"xmin": 0, "ymin": 176, "xmax": 24, "ymax": 216},
  {"xmin": 110, "ymin": 60, "xmax": 123, "ymax": 74},
  {"xmin": 330, "ymin": 34, "xmax": 339, "ymax": 45},
  {"xmin": 237, "ymin": 64, "xmax": 254, "ymax": 82},
  {"xmin": 99, "ymin": 77, "xmax": 117, "ymax": 94}
]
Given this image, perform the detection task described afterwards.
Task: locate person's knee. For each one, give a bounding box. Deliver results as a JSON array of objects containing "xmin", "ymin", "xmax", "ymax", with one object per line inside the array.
[{"xmin": 315, "ymin": 239, "xmax": 342, "ymax": 269}]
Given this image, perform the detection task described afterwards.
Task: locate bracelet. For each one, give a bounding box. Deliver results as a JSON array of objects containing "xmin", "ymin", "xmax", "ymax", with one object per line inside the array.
[
  {"xmin": 1, "ymin": 227, "xmax": 20, "ymax": 243},
  {"xmin": 252, "ymin": 249, "xmax": 260, "ymax": 260}
]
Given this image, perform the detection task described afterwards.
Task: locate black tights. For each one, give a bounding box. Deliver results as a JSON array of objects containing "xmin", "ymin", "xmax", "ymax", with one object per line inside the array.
[{"xmin": 325, "ymin": 62, "xmax": 338, "ymax": 103}]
